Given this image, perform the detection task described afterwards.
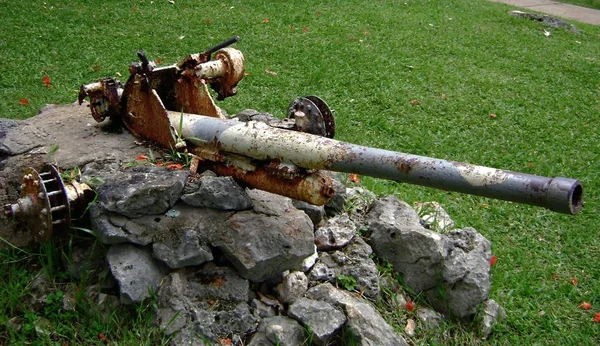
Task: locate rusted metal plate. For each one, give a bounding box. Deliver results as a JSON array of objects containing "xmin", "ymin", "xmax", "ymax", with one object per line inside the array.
[
  {"xmin": 173, "ymin": 77, "xmax": 223, "ymax": 118},
  {"xmin": 122, "ymin": 74, "xmax": 176, "ymax": 149}
]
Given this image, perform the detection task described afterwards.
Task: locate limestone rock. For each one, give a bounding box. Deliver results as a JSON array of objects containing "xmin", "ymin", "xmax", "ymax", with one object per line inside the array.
[
  {"xmin": 306, "ymin": 283, "xmax": 408, "ymax": 346},
  {"xmin": 314, "ymin": 214, "xmax": 357, "ymax": 251},
  {"xmin": 477, "ymin": 299, "xmax": 506, "ymax": 339},
  {"xmin": 152, "ymin": 228, "xmax": 213, "ymax": 269},
  {"xmin": 213, "ymin": 210, "xmax": 315, "ymax": 282},
  {"xmin": 309, "ymin": 237, "xmax": 380, "ymax": 299},
  {"xmin": 106, "ymin": 244, "xmax": 168, "ymax": 304},
  {"xmin": 96, "ymin": 165, "xmax": 188, "ymax": 218},
  {"xmin": 413, "ymin": 201, "xmax": 455, "ymax": 233},
  {"xmin": 416, "ymin": 308, "xmax": 444, "ymax": 330},
  {"xmin": 430, "ymin": 228, "xmax": 492, "ymax": 319},
  {"xmin": 247, "ymin": 189, "xmax": 295, "ymax": 216},
  {"xmin": 248, "ymin": 316, "xmax": 306, "ymax": 346},
  {"xmin": 156, "ymin": 265, "xmax": 254, "ymax": 341},
  {"xmin": 366, "ymin": 196, "xmax": 446, "ymax": 293},
  {"xmin": 275, "ymin": 271, "xmax": 308, "ymax": 305},
  {"xmin": 292, "ymin": 199, "xmax": 326, "ymax": 227},
  {"xmin": 288, "ymin": 297, "xmax": 346, "ymax": 345},
  {"xmin": 181, "ymin": 175, "xmax": 252, "ymax": 210},
  {"xmin": 90, "ymin": 205, "xmax": 154, "ymax": 245}
]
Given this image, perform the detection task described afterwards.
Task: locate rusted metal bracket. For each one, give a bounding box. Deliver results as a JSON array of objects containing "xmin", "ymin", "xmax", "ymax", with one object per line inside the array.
[{"xmin": 4, "ymin": 164, "xmax": 94, "ymax": 241}]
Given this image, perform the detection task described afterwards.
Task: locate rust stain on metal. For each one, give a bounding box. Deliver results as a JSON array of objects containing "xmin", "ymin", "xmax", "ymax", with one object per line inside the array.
[
  {"xmin": 173, "ymin": 76, "xmax": 223, "ymax": 118},
  {"xmin": 396, "ymin": 157, "xmax": 418, "ymax": 175},
  {"xmin": 122, "ymin": 74, "xmax": 175, "ymax": 149},
  {"xmin": 198, "ymin": 160, "xmax": 334, "ymax": 206}
]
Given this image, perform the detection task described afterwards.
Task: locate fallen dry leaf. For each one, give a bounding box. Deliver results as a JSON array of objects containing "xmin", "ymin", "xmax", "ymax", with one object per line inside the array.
[
  {"xmin": 93, "ymin": 65, "xmax": 101, "ymax": 71},
  {"xmin": 167, "ymin": 163, "xmax": 183, "ymax": 170},
  {"xmin": 490, "ymin": 255, "xmax": 498, "ymax": 266},
  {"xmin": 155, "ymin": 58, "xmax": 162, "ymax": 64},
  {"xmin": 263, "ymin": 18, "xmax": 269, "ymax": 23},
  {"xmin": 489, "ymin": 113, "xmax": 497, "ymax": 119},
  {"xmin": 578, "ymin": 302, "xmax": 592, "ymax": 310},
  {"xmin": 349, "ymin": 173, "xmax": 361, "ymax": 183},
  {"xmin": 316, "ymin": 10, "xmax": 322, "ymax": 15},
  {"xmin": 404, "ymin": 319, "xmax": 415, "ymax": 337},
  {"xmin": 302, "ymin": 27, "xmax": 308, "ymax": 32},
  {"xmin": 205, "ymin": 19, "xmax": 212, "ymax": 25},
  {"xmin": 409, "ymin": 99, "xmax": 420, "ymax": 105},
  {"xmin": 570, "ymin": 277, "xmax": 578, "ymax": 286},
  {"xmin": 264, "ymin": 69, "xmax": 278, "ymax": 76}
]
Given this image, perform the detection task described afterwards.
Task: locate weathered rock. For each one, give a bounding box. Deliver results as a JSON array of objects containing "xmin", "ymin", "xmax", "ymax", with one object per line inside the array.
[
  {"xmin": 90, "ymin": 205, "xmax": 154, "ymax": 245},
  {"xmin": 413, "ymin": 201, "xmax": 455, "ymax": 233},
  {"xmin": 428, "ymin": 228, "xmax": 491, "ymax": 319},
  {"xmin": 194, "ymin": 302, "xmax": 258, "ymax": 342},
  {"xmin": 300, "ymin": 245, "xmax": 319, "ymax": 272},
  {"xmin": 306, "ymin": 283, "xmax": 408, "ymax": 346},
  {"xmin": 246, "ymin": 188, "xmax": 296, "ymax": 216},
  {"xmin": 288, "ymin": 297, "xmax": 346, "ymax": 345},
  {"xmin": 96, "ymin": 165, "xmax": 189, "ymax": 218},
  {"xmin": 292, "ymin": 199, "xmax": 326, "ymax": 227},
  {"xmin": 248, "ymin": 316, "xmax": 306, "ymax": 346},
  {"xmin": 156, "ymin": 265, "xmax": 255, "ymax": 342},
  {"xmin": 344, "ymin": 186, "xmax": 377, "ymax": 222},
  {"xmin": 477, "ymin": 299, "xmax": 506, "ymax": 339},
  {"xmin": 416, "ymin": 308, "xmax": 444, "ymax": 330},
  {"xmin": 251, "ymin": 298, "xmax": 277, "ymax": 319},
  {"xmin": 181, "ymin": 174, "xmax": 252, "ymax": 210},
  {"xmin": 107, "ymin": 244, "xmax": 168, "ymax": 304},
  {"xmin": 366, "ymin": 196, "xmax": 446, "ymax": 293},
  {"xmin": 324, "ymin": 176, "xmax": 347, "ymax": 216},
  {"xmin": 309, "ymin": 237, "xmax": 380, "ymax": 299},
  {"xmin": 314, "ymin": 214, "xmax": 357, "ymax": 251},
  {"xmin": 213, "ymin": 210, "xmax": 315, "ymax": 282},
  {"xmin": 1, "ymin": 103, "xmax": 148, "ymax": 247},
  {"xmin": 275, "ymin": 271, "xmax": 308, "ymax": 305},
  {"xmin": 152, "ymin": 228, "xmax": 213, "ymax": 269}
]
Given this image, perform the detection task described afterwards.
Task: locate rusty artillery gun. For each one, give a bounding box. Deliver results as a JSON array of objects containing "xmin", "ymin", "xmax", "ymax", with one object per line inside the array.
[{"xmin": 77, "ymin": 37, "xmax": 583, "ymax": 215}]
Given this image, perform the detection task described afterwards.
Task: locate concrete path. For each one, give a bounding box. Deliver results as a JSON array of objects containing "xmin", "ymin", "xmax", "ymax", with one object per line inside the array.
[{"xmin": 489, "ymin": 0, "xmax": 600, "ymax": 25}]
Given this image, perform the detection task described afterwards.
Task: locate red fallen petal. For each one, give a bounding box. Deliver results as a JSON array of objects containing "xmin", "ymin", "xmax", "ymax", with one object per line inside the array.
[
  {"xmin": 406, "ymin": 300, "xmax": 415, "ymax": 312},
  {"xmin": 167, "ymin": 163, "xmax": 183, "ymax": 170},
  {"xmin": 155, "ymin": 162, "xmax": 164, "ymax": 167},
  {"xmin": 349, "ymin": 173, "xmax": 361, "ymax": 183},
  {"xmin": 594, "ymin": 313, "xmax": 600, "ymax": 323},
  {"xmin": 136, "ymin": 154, "xmax": 149, "ymax": 161},
  {"xmin": 578, "ymin": 302, "xmax": 592, "ymax": 310},
  {"xmin": 570, "ymin": 277, "xmax": 578, "ymax": 286},
  {"xmin": 42, "ymin": 76, "xmax": 51, "ymax": 87},
  {"xmin": 490, "ymin": 255, "xmax": 498, "ymax": 266},
  {"xmin": 20, "ymin": 98, "xmax": 29, "ymax": 105},
  {"xmin": 155, "ymin": 58, "xmax": 162, "ymax": 64}
]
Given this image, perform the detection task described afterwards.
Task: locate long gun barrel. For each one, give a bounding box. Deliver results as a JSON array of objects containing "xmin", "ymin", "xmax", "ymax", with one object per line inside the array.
[
  {"xmin": 169, "ymin": 112, "xmax": 582, "ymax": 215},
  {"xmin": 77, "ymin": 39, "xmax": 583, "ymax": 215}
]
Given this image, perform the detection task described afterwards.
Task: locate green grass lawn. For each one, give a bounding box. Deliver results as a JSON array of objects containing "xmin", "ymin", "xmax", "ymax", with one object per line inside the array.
[
  {"xmin": 1, "ymin": 0, "xmax": 599, "ymax": 344},
  {"xmin": 559, "ymin": 0, "xmax": 600, "ymax": 10}
]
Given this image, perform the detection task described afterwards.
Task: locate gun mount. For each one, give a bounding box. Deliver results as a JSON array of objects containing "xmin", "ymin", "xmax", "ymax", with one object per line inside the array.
[{"xmin": 77, "ymin": 37, "xmax": 583, "ymax": 215}]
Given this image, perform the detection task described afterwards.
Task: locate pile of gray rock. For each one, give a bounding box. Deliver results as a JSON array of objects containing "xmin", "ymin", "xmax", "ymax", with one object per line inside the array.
[{"xmin": 0, "ymin": 104, "xmax": 506, "ymax": 345}]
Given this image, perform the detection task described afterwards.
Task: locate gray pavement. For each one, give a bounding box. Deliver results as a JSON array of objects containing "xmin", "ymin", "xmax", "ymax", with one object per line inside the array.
[{"xmin": 489, "ymin": 0, "xmax": 600, "ymax": 25}]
